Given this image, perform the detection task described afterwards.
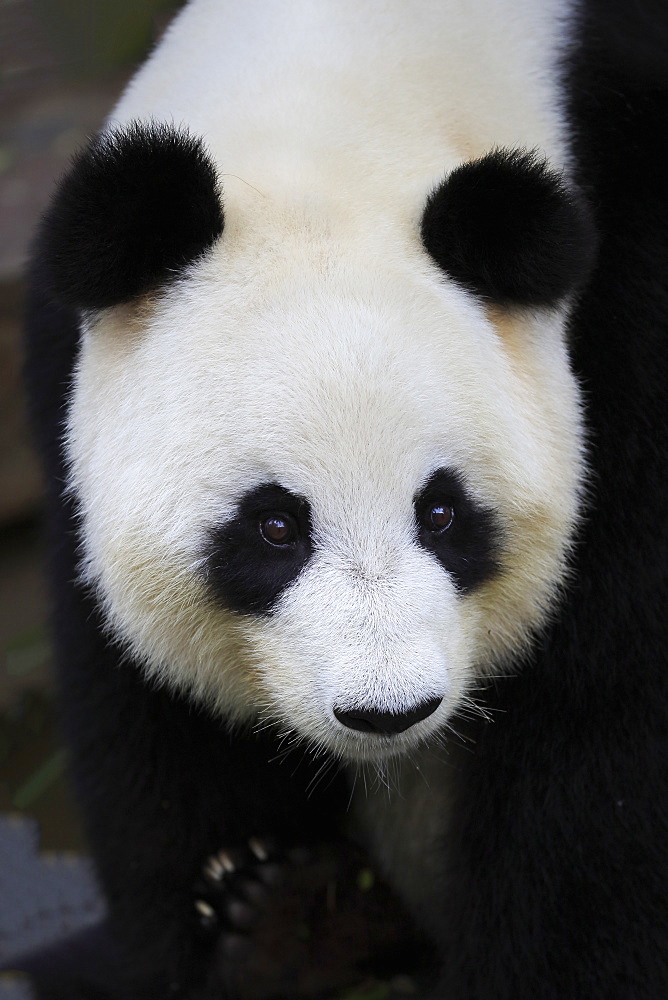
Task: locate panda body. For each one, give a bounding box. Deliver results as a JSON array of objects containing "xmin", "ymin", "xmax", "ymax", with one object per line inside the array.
[{"xmin": 22, "ymin": 0, "xmax": 668, "ymax": 997}]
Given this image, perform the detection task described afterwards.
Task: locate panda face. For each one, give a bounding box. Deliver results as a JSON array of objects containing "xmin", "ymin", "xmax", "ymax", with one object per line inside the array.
[{"xmin": 65, "ymin": 192, "xmax": 586, "ymax": 761}]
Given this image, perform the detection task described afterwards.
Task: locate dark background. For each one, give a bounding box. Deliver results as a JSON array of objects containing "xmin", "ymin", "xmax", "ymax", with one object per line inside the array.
[{"xmin": 0, "ymin": 0, "xmax": 182, "ymax": 853}]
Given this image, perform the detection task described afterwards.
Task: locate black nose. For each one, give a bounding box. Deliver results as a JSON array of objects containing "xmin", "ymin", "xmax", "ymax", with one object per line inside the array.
[{"xmin": 333, "ymin": 697, "xmax": 442, "ymax": 735}]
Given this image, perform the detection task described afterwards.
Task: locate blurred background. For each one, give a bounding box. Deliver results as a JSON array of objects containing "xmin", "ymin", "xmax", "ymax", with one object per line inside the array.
[{"xmin": 0, "ymin": 0, "xmax": 182, "ymax": 856}]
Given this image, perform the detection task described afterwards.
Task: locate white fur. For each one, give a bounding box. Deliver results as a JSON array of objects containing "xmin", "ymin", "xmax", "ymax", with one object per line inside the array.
[{"xmin": 66, "ymin": 0, "xmax": 583, "ymax": 765}]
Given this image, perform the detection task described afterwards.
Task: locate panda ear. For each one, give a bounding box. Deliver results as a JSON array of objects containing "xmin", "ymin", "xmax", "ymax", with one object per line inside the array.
[
  {"xmin": 420, "ymin": 148, "xmax": 597, "ymax": 307},
  {"xmin": 37, "ymin": 121, "xmax": 224, "ymax": 310}
]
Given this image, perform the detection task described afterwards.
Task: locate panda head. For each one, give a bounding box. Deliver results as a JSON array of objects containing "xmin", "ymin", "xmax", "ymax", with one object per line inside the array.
[{"xmin": 43, "ymin": 123, "xmax": 595, "ymax": 762}]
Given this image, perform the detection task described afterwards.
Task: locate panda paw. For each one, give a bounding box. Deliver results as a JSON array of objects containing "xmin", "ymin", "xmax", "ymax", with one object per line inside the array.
[
  {"xmin": 192, "ymin": 836, "xmax": 305, "ymax": 951},
  {"xmin": 191, "ymin": 837, "xmax": 428, "ymax": 1000}
]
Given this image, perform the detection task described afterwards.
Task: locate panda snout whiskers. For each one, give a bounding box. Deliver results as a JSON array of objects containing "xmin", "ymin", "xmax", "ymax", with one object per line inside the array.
[{"xmin": 333, "ymin": 697, "xmax": 442, "ymax": 735}]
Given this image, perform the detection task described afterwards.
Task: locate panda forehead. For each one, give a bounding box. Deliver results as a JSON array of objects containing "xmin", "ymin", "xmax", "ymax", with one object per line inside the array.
[
  {"xmin": 169, "ymin": 235, "xmax": 496, "ymax": 391},
  {"xmin": 160, "ymin": 255, "xmax": 499, "ymax": 473},
  {"xmin": 213, "ymin": 340, "xmax": 455, "ymax": 513}
]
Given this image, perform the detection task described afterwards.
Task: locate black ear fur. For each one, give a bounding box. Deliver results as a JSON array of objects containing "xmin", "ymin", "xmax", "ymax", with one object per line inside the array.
[
  {"xmin": 37, "ymin": 121, "xmax": 224, "ymax": 310},
  {"xmin": 420, "ymin": 148, "xmax": 597, "ymax": 307}
]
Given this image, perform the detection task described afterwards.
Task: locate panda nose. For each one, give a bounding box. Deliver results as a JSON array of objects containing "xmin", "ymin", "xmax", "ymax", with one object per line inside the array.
[{"xmin": 333, "ymin": 697, "xmax": 442, "ymax": 735}]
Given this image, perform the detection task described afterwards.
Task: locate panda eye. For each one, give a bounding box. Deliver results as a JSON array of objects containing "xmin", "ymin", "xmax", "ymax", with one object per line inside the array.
[
  {"xmin": 414, "ymin": 470, "xmax": 500, "ymax": 593},
  {"xmin": 259, "ymin": 513, "xmax": 298, "ymax": 546},
  {"xmin": 425, "ymin": 504, "xmax": 455, "ymax": 533}
]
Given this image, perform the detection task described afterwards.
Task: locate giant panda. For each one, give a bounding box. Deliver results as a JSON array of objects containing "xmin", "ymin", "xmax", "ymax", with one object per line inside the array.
[{"xmin": 21, "ymin": 0, "xmax": 667, "ymax": 997}]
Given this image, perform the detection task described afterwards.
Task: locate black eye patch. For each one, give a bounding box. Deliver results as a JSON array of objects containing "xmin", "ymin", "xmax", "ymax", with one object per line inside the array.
[
  {"xmin": 202, "ymin": 484, "xmax": 313, "ymax": 615},
  {"xmin": 420, "ymin": 148, "xmax": 597, "ymax": 307},
  {"xmin": 414, "ymin": 469, "xmax": 501, "ymax": 592},
  {"xmin": 36, "ymin": 121, "xmax": 224, "ymax": 311}
]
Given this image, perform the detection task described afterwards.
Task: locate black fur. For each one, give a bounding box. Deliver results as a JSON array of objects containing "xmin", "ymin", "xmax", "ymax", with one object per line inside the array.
[
  {"xmin": 421, "ymin": 148, "xmax": 597, "ymax": 306},
  {"xmin": 429, "ymin": 5, "xmax": 668, "ymax": 999},
  {"xmin": 36, "ymin": 122, "xmax": 223, "ymax": 310},
  {"xmin": 203, "ymin": 483, "xmax": 313, "ymax": 615},
  {"xmin": 414, "ymin": 468, "xmax": 500, "ymax": 593}
]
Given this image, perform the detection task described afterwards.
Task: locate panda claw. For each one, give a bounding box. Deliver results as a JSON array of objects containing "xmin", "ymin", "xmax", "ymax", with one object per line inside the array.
[
  {"xmin": 195, "ymin": 898, "xmax": 215, "ymax": 915},
  {"xmin": 203, "ymin": 857, "xmax": 226, "ymax": 881},
  {"xmin": 217, "ymin": 849, "xmax": 237, "ymax": 873},
  {"xmin": 248, "ymin": 835, "xmax": 271, "ymax": 862},
  {"xmin": 194, "ymin": 898, "xmax": 218, "ymax": 931}
]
